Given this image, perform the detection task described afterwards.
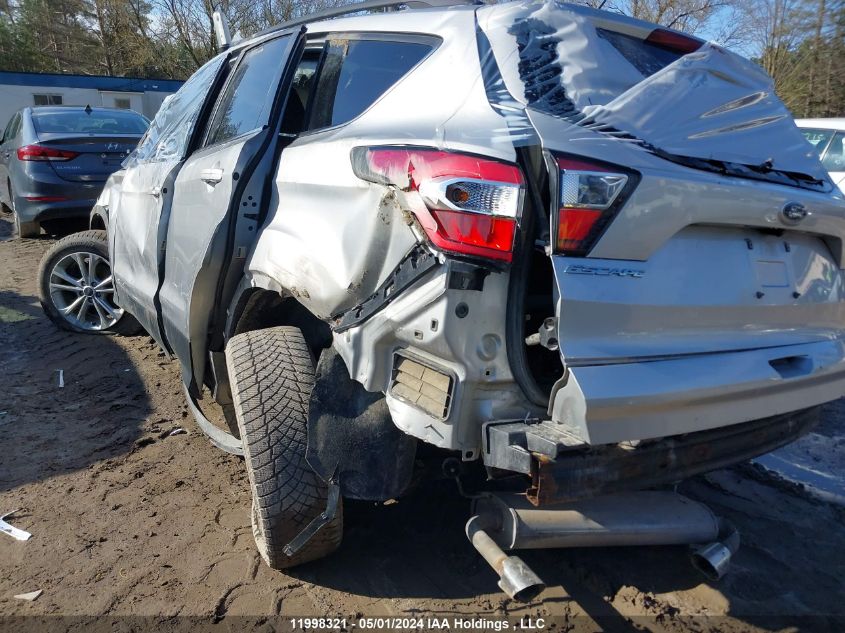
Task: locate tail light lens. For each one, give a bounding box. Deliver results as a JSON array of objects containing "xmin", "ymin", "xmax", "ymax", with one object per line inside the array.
[
  {"xmin": 352, "ymin": 147, "xmax": 524, "ymax": 262},
  {"xmin": 17, "ymin": 145, "xmax": 79, "ymax": 161},
  {"xmin": 554, "ymin": 156, "xmax": 636, "ymax": 256}
]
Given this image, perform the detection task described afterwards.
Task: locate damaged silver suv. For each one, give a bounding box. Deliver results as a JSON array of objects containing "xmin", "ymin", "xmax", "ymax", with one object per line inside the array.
[{"xmin": 75, "ymin": 0, "xmax": 845, "ymax": 596}]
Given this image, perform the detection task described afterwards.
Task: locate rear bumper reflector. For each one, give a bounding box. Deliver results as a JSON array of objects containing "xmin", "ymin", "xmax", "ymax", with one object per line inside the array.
[{"xmin": 25, "ymin": 196, "xmax": 68, "ymax": 202}]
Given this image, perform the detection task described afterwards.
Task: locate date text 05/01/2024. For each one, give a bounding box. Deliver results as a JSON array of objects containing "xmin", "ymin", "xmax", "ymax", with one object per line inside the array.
[{"xmin": 289, "ymin": 617, "xmax": 548, "ymax": 630}]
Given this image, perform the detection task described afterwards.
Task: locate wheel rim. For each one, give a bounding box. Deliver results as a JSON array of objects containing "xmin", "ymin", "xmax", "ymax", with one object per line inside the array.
[{"xmin": 49, "ymin": 250, "xmax": 123, "ymax": 331}]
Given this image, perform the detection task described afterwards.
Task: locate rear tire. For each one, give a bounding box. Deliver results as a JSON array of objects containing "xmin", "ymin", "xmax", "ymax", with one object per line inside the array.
[
  {"xmin": 38, "ymin": 230, "xmax": 143, "ymax": 335},
  {"xmin": 2, "ymin": 180, "xmax": 13, "ymax": 214},
  {"xmin": 8, "ymin": 184, "xmax": 39, "ymax": 237},
  {"xmin": 14, "ymin": 212, "xmax": 39, "ymax": 238},
  {"xmin": 226, "ymin": 326, "xmax": 342, "ymax": 569}
]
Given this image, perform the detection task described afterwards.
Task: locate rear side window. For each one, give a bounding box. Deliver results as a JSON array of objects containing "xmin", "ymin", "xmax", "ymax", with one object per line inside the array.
[
  {"xmin": 206, "ymin": 36, "xmax": 291, "ymax": 147},
  {"xmin": 309, "ymin": 39, "xmax": 432, "ymax": 130},
  {"xmin": 31, "ymin": 110, "xmax": 149, "ymax": 135},
  {"xmin": 596, "ymin": 28, "xmax": 683, "ymax": 77}
]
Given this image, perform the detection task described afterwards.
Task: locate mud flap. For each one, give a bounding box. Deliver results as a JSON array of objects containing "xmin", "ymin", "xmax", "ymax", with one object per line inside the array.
[{"xmin": 306, "ymin": 347, "xmax": 417, "ymax": 500}]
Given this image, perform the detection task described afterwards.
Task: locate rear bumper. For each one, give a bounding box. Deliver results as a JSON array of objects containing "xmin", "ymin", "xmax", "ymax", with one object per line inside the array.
[
  {"xmin": 525, "ymin": 406, "xmax": 820, "ymax": 505},
  {"xmin": 555, "ymin": 337, "xmax": 845, "ymax": 445},
  {"xmin": 12, "ymin": 168, "xmax": 102, "ymax": 224},
  {"xmin": 16, "ymin": 198, "xmax": 96, "ymax": 224}
]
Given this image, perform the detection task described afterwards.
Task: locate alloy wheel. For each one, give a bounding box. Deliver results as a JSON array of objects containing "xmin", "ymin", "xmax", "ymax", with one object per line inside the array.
[{"xmin": 48, "ymin": 251, "xmax": 123, "ymax": 331}]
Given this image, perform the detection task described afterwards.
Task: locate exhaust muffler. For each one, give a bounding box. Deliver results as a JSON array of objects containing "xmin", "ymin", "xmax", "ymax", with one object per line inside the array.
[{"xmin": 466, "ymin": 491, "xmax": 739, "ymax": 600}]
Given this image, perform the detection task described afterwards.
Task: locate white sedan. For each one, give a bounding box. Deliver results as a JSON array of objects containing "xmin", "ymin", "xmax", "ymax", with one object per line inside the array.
[{"xmin": 796, "ymin": 118, "xmax": 845, "ymax": 194}]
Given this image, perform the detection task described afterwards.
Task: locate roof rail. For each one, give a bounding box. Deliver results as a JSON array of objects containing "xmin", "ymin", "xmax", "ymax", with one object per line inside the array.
[{"xmin": 255, "ymin": 0, "xmax": 479, "ymax": 39}]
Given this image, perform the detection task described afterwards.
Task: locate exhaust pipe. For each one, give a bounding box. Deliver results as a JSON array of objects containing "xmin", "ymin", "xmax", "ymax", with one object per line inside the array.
[
  {"xmin": 690, "ymin": 518, "xmax": 740, "ymax": 580},
  {"xmin": 467, "ymin": 491, "xmax": 739, "ymax": 600},
  {"xmin": 466, "ymin": 514, "xmax": 545, "ymax": 602}
]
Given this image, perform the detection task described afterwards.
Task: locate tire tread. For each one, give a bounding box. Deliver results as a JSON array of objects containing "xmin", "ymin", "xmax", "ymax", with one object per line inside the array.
[{"xmin": 226, "ymin": 326, "xmax": 342, "ymax": 569}]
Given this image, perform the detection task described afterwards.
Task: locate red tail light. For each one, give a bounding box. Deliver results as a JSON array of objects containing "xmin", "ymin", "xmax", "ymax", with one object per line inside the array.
[
  {"xmin": 17, "ymin": 144, "xmax": 79, "ymax": 161},
  {"xmin": 645, "ymin": 28, "xmax": 703, "ymax": 54},
  {"xmin": 352, "ymin": 147, "xmax": 524, "ymax": 262},
  {"xmin": 554, "ymin": 156, "xmax": 637, "ymax": 256}
]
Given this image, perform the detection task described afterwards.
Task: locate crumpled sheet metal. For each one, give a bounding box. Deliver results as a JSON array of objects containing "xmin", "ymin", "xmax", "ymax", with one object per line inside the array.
[{"xmin": 477, "ymin": 1, "xmax": 825, "ymax": 181}]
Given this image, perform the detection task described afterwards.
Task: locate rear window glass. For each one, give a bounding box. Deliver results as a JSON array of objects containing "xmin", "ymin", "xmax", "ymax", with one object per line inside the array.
[
  {"xmin": 32, "ymin": 110, "xmax": 149, "ymax": 135},
  {"xmin": 596, "ymin": 28, "xmax": 684, "ymax": 77},
  {"xmin": 309, "ymin": 39, "xmax": 432, "ymax": 129}
]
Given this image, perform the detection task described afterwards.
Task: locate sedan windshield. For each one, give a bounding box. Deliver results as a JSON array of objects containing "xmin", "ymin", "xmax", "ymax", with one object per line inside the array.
[
  {"xmin": 801, "ymin": 128, "xmax": 835, "ymax": 158},
  {"xmin": 32, "ymin": 109, "xmax": 149, "ymax": 135}
]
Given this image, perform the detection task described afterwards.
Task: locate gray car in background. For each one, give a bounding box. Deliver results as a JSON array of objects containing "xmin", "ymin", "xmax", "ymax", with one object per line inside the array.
[{"xmin": 0, "ymin": 106, "xmax": 148, "ymax": 237}]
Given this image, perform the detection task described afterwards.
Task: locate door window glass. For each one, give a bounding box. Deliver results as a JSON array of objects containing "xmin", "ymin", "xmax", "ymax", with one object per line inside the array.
[
  {"xmin": 821, "ymin": 132, "xmax": 845, "ymax": 172},
  {"xmin": 128, "ymin": 53, "xmax": 226, "ymax": 166},
  {"xmin": 279, "ymin": 49, "xmax": 322, "ymax": 135},
  {"xmin": 206, "ymin": 36, "xmax": 291, "ymax": 147},
  {"xmin": 308, "ymin": 39, "xmax": 432, "ymax": 130}
]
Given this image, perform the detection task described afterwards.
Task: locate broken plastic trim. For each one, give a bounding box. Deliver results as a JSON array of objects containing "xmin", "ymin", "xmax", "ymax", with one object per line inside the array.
[
  {"xmin": 283, "ymin": 479, "xmax": 340, "ymax": 557},
  {"xmin": 183, "ymin": 384, "xmax": 244, "ymax": 456},
  {"xmin": 332, "ymin": 246, "xmax": 439, "ymax": 332}
]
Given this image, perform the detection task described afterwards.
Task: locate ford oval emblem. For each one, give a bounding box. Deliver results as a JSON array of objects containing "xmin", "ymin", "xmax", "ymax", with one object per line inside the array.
[{"xmin": 781, "ymin": 202, "xmax": 808, "ymax": 224}]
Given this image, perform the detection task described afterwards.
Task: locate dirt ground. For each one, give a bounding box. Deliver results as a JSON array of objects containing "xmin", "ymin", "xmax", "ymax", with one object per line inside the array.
[{"xmin": 1, "ymin": 212, "xmax": 844, "ymax": 632}]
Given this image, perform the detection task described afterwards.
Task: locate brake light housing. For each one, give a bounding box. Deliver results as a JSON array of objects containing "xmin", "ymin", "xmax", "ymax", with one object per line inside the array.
[
  {"xmin": 17, "ymin": 144, "xmax": 79, "ymax": 161},
  {"xmin": 552, "ymin": 154, "xmax": 638, "ymax": 256},
  {"xmin": 645, "ymin": 28, "xmax": 704, "ymax": 54},
  {"xmin": 352, "ymin": 147, "xmax": 524, "ymax": 262}
]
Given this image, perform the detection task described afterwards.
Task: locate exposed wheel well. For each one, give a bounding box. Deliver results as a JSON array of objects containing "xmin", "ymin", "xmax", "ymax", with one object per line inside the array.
[
  {"xmin": 90, "ymin": 214, "xmax": 106, "ymax": 230},
  {"xmin": 229, "ymin": 288, "xmax": 332, "ymax": 358}
]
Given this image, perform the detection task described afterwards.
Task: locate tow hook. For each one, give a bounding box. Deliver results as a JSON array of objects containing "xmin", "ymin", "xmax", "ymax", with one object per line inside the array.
[{"xmin": 465, "ymin": 491, "xmax": 740, "ymax": 601}]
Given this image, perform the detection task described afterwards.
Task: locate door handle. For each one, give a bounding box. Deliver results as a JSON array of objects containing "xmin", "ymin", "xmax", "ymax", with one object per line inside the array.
[
  {"xmin": 151, "ymin": 185, "xmax": 161, "ymax": 198},
  {"xmin": 201, "ymin": 168, "xmax": 224, "ymax": 185}
]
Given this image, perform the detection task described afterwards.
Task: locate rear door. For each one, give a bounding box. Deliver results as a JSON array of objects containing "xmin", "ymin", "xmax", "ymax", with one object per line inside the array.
[
  {"xmin": 109, "ymin": 55, "xmax": 227, "ymax": 349},
  {"xmin": 158, "ymin": 31, "xmax": 303, "ymax": 390}
]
